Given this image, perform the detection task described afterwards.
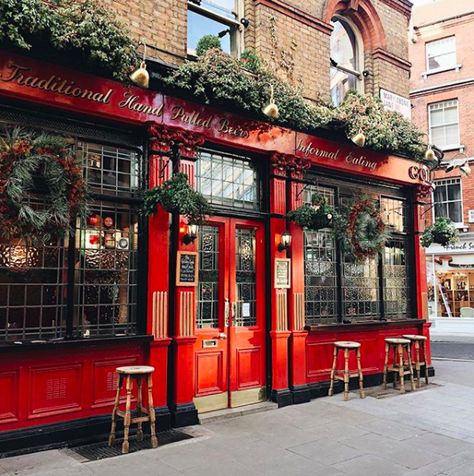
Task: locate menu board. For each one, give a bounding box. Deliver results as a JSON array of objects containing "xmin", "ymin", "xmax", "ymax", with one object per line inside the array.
[
  {"xmin": 275, "ymin": 258, "xmax": 291, "ymax": 289},
  {"xmin": 176, "ymin": 251, "xmax": 198, "ymax": 286}
]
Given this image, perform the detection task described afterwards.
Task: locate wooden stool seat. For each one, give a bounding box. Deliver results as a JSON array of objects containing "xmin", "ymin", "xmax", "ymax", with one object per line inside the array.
[
  {"xmin": 385, "ymin": 338, "xmax": 411, "ymax": 345},
  {"xmin": 402, "ymin": 335, "xmax": 429, "ymax": 388},
  {"xmin": 116, "ymin": 365, "xmax": 155, "ymax": 374},
  {"xmin": 329, "ymin": 341, "xmax": 365, "ymax": 401},
  {"xmin": 108, "ymin": 366, "xmax": 158, "ymax": 454},
  {"xmin": 383, "ymin": 337, "xmax": 415, "ymax": 394},
  {"xmin": 335, "ymin": 341, "xmax": 361, "ymax": 349}
]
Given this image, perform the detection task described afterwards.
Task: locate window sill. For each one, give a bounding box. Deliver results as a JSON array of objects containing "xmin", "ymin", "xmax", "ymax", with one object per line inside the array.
[
  {"xmin": 437, "ymin": 144, "xmax": 464, "ymax": 153},
  {"xmin": 0, "ymin": 334, "xmax": 153, "ymax": 352},
  {"xmin": 304, "ymin": 318, "xmax": 424, "ymax": 332},
  {"xmin": 422, "ymin": 64, "xmax": 462, "ymax": 78}
]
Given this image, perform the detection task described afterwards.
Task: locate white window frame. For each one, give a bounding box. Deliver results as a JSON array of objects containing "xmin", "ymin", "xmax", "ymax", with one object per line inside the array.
[
  {"xmin": 330, "ymin": 16, "xmax": 364, "ymax": 106},
  {"xmin": 187, "ymin": 0, "xmax": 243, "ymax": 57},
  {"xmin": 432, "ymin": 177, "xmax": 464, "ymax": 227},
  {"xmin": 424, "ymin": 36, "xmax": 460, "ymax": 76},
  {"xmin": 428, "ymin": 99, "xmax": 461, "ymax": 151}
]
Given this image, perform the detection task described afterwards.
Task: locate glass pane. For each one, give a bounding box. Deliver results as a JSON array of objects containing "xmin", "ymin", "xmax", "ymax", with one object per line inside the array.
[
  {"xmin": 431, "ymin": 126, "xmax": 445, "ymax": 147},
  {"xmin": 304, "ymin": 230, "xmax": 337, "ymax": 325},
  {"xmin": 445, "ymin": 124, "xmax": 459, "ymax": 145},
  {"xmin": 434, "ymin": 185, "xmax": 447, "ymax": 202},
  {"xmin": 430, "ymin": 108, "xmax": 445, "ymax": 127},
  {"xmin": 235, "ymin": 228, "xmax": 256, "ymax": 327},
  {"xmin": 200, "ymin": 0, "xmax": 235, "ymax": 18},
  {"xmin": 187, "ymin": 10, "xmax": 231, "ymax": 54},
  {"xmin": 74, "ymin": 203, "xmax": 138, "ymax": 337},
  {"xmin": 434, "ymin": 202, "xmax": 448, "ymax": 219},
  {"xmin": 196, "ymin": 151, "xmax": 259, "ymax": 210},
  {"xmin": 331, "ymin": 19, "xmax": 357, "ymax": 70},
  {"xmin": 384, "ymin": 240, "xmax": 410, "ymax": 318},
  {"xmin": 330, "ymin": 68, "xmax": 358, "ymax": 106},
  {"xmin": 444, "ymin": 105, "xmax": 458, "ymax": 124},
  {"xmin": 197, "ymin": 226, "xmax": 220, "ymax": 328},
  {"xmin": 449, "ymin": 202, "xmax": 462, "ymax": 223},
  {"xmin": 448, "ymin": 183, "xmax": 461, "ymax": 201},
  {"xmin": 381, "ymin": 197, "xmax": 406, "ymax": 233}
]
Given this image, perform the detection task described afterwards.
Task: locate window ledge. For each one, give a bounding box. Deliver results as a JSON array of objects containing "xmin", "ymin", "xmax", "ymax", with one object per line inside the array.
[
  {"xmin": 422, "ymin": 64, "xmax": 462, "ymax": 78},
  {"xmin": 305, "ymin": 318, "xmax": 424, "ymax": 332},
  {"xmin": 438, "ymin": 144, "xmax": 464, "ymax": 153},
  {"xmin": 0, "ymin": 334, "xmax": 153, "ymax": 352}
]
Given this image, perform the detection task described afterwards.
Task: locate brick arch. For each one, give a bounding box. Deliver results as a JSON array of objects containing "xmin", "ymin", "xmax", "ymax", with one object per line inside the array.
[{"xmin": 323, "ymin": 0, "xmax": 387, "ymax": 50}]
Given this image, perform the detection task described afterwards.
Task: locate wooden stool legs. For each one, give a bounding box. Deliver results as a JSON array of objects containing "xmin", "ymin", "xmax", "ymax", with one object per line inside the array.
[
  {"xmin": 357, "ymin": 347, "xmax": 365, "ymax": 399},
  {"xmin": 423, "ymin": 342, "xmax": 429, "ymax": 386},
  {"xmin": 328, "ymin": 342, "xmax": 364, "ymax": 401},
  {"xmin": 383, "ymin": 339, "xmax": 416, "ymax": 394},
  {"xmin": 147, "ymin": 373, "xmax": 158, "ymax": 449},
  {"xmin": 108, "ymin": 368, "xmax": 158, "ymax": 454},
  {"xmin": 383, "ymin": 343, "xmax": 389, "ymax": 390}
]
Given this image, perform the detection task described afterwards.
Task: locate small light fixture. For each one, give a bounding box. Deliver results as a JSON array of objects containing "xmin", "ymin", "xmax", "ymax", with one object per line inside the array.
[
  {"xmin": 445, "ymin": 162, "xmax": 456, "ymax": 173},
  {"xmin": 262, "ymin": 84, "xmax": 279, "ymax": 119},
  {"xmin": 278, "ymin": 231, "xmax": 292, "ymax": 251},
  {"xmin": 183, "ymin": 223, "xmax": 198, "ymax": 245},
  {"xmin": 351, "ymin": 130, "xmax": 366, "ymax": 147},
  {"xmin": 218, "ymin": 28, "xmax": 231, "ymax": 38},
  {"xmin": 130, "ymin": 42, "xmax": 149, "ymax": 89},
  {"xmin": 424, "ymin": 144, "xmax": 436, "ymax": 162},
  {"xmin": 460, "ymin": 161, "xmax": 472, "ymax": 177}
]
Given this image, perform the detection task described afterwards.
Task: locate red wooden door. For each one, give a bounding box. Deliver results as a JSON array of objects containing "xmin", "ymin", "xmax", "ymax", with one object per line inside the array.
[{"xmin": 193, "ymin": 218, "xmax": 266, "ymax": 412}]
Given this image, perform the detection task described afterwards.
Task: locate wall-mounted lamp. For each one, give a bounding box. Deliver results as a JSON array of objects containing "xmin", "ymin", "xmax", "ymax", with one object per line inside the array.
[
  {"xmin": 262, "ymin": 84, "xmax": 279, "ymax": 119},
  {"xmin": 130, "ymin": 42, "xmax": 149, "ymax": 89},
  {"xmin": 218, "ymin": 28, "xmax": 231, "ymax": 38},
  {"xmin": 240, "ymin": 17, "xmax": 250, "ymax": 28},
  {"xmin": 182, "ymin": 223, "xmax": 199, "ymax": 245},
  {"xmin": 351, "ymin": 129, "xmax": 366, "ymax": 148},
  {"xmin": 278, "ymin": 231, "xmax": 292, "ymax": 252}
]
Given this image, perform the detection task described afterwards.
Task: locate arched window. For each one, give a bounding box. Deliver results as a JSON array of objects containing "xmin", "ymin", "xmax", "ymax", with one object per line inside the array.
[{"xmin": 330, "ymin": 17, "xmax": 363, "ymax": 106}]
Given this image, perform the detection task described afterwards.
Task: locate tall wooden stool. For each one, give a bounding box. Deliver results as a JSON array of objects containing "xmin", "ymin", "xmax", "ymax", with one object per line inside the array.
[
  {"xmin": 383, "ymin": 338, "xmax": 415, "ymax": 393},
  {"xmin": 328, "ymin": 341, "xmax": 365, "ymax": 401},
  {"xmin": 108, "ymin": 365, "xmax": 158, "ymax": 454},
  {"xmin": 403, "ymin": 334, "xmax": 429, "ymax": 388}
]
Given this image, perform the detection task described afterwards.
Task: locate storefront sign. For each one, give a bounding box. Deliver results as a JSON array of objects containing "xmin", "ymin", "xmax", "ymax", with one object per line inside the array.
[
  {"xmin": 275, "ymin": 258, "xmax": 291, "ymax": 288},
  {"xmin": 176, "ymin": 251, "xmax": 198, "ymax": 286},
  {"xmin": 380, "ymin": 88, "xmax": 411, "ymax": 120}
]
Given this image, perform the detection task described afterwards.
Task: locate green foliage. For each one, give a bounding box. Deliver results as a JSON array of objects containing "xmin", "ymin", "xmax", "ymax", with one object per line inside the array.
[
  {"xmin": 287, "ymin": 192, "xmax": 338, "ymax": 230},
  {"xmin": 143, "ymin": 173, "xmax": 210, "ymax": 225},
  {"xmin": 240, "ymin": 49, "xmax": 262, "ymax": 73},
  {"xmin": 196, "ymin": 35, "xmax": 222, "ymax": 56},
  {"xmin": 164, "ymin": 50, "xmax": 428, "ymax": 161},
  {"xmin": 421, "ymin": 217, "xmax": 459, "ymax": 247},
  {"xmin": 0, "ymin": 0, "xmax": 139, "ymax": 81}
]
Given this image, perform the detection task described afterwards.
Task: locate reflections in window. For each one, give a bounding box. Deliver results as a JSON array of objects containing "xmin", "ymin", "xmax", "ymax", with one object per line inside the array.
[
  {"xmin": 195, "ymin": 150, "xmax": 259, "ymax": 210},
  {"xmin": 426, "ymin": 36, "xmax": 456, "ymax": 72},
  {"xmin": 330, "ymin": 17, "xmax": 363, "ymax": 106},
  {"xmin": 433, "ymin": 178, "xmax": 463, "ymax": 225}
]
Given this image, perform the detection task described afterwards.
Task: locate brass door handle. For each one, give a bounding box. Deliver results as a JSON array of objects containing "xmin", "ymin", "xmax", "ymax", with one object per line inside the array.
[
  {"xmin": 217, "ymin": 332, "xmax": 227, "ymax": 339},
  {"xmin": 224, "ymin": 299, "xmax": 230, "ymax": 327}
]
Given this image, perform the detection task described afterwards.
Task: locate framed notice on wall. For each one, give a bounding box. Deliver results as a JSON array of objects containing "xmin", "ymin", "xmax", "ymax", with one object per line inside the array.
[
  {"xmin": 176, "ymin": 251, "xmax": 199, "ymax": 286},
  {"xmin": 274, "ymin": 258, "xmax": 291, "ymax": 289}
]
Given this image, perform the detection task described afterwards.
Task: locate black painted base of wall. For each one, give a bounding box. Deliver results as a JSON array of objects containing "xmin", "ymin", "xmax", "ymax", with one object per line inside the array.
[
  {"xmin": 170, "ymin": 403, "xmax": 199, "ymax": 428},
  {"xmin": 290, "ymin": 385, "xmax": 311, "ymax": 404},
  {"xmin": 0, "ymin": 406, "xmax": 171, "ymax": 458},
  {"xmin": 271, "ymin": 388, "xmax": 293, "ymax": 408}
]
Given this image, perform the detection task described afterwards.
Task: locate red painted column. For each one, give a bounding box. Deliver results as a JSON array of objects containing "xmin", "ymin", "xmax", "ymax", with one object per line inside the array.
[
  {"xmin": 287, "ymin": 170, "xmax": 310, "ymax": 403},
  {"xmin": 146, "ymin": 129, "xmax": 172, "ymax": 428},
  {"xmin": 268, "ymin": 156, "xmax": 291, "ymax": 407}
]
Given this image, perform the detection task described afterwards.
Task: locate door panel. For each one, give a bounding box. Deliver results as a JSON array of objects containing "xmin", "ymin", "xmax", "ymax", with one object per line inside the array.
[{"xmin": 193, "ymin": 218, "xmax": 265, "ymax": 412}]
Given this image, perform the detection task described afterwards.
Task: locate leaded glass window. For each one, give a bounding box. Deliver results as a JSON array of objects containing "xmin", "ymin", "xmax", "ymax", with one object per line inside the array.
[
  {"xmin": 235, "ymin": 227, "xmax": 256, "ymax": 326},
  {"xmin": 197, "ymin": 225, "xmax": 220, "ymax": 329},
  {"xmin": 195, "ymin": 150, "xmax": 259, "ymax": 211}
]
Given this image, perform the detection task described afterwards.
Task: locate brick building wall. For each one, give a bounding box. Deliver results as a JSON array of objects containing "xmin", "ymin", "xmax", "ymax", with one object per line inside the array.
[
  {"xmin": 96, "ymin": 0, "xmax": 412, "ymax": 103},
  {"xmin": 410, "ymin": 1, "xmax": 474, "ymax": 230}
]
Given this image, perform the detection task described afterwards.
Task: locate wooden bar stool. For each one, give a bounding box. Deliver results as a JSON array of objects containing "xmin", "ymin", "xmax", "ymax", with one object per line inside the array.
[
  {"xmin": 328, "ymin": 341, "xmax": 365, "ymax": 401},
  {"xmin": 383, "ymin": 338, "xmax": 415, "ymax": 394},
  {"xmin": 403, "ymin": 334, "xmax": 429, "ymax": 388},
  {"xmin": 108, "ymin": 365, "xmax": 158, "ymax": 454}
]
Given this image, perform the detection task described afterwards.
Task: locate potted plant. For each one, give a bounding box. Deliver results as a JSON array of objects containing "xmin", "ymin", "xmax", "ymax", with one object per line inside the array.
[
  {"xmin": 421, "ymin": 217, "xmax": 459, "ymax": 247},
  {"xmin": 287, "ymin": 191, "xmax": 336, "ymax": 230}
]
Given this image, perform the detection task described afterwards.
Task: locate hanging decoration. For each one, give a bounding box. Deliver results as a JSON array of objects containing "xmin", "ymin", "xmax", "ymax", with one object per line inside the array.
[
  {"xmin": 143, "ymin": 172, "xmax": 210, "ymax": 225},
  {"xmin": 420, "ymin": 217, "xmax": 459, "ymax": 248},
  {"xmin": 287, "ymin": 191, "xmax": 338, "ymax": 231},
  {"xmin": 0, "ymin": 128, "xmax": 87, "ymax": 242},
  {"xmin": 346, "ymin": 197, "xmax": 389, "ymax": 260}
]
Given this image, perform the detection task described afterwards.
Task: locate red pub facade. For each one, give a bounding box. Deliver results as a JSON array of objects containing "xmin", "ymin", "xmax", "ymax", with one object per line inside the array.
[{"xmin": 0, "ymin": 49, "xmax": 433, "ymax": 453}]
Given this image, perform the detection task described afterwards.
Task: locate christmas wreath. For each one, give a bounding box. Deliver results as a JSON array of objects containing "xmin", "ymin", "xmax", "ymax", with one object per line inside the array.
[
  {"xmin": 346, "ymin": 197, "xmax": 388, "ymax": 260},
  {"xmin": 0, "ymin": 129, "xmax": 87, "ymax": 242}
]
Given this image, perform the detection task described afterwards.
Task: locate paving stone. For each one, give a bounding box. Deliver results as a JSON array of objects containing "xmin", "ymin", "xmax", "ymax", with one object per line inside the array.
[
  {"xmin": 402, "ymin": 432, "xmax": 474, "ymax": 457},
  {"xmin": 334, "ymin": 454, "xmax": 407, "ymax": 476}
]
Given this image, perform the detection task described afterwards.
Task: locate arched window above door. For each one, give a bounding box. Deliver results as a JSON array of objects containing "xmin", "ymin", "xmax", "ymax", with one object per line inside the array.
[{"xmin": 330, "ymin": 17, "xmax": 364, "ymax": 106}]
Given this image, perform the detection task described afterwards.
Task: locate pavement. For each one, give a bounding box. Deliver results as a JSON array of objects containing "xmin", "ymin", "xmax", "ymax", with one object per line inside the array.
[{"xmin": 2, "ymin": 348, "xmax": 474, "ymax": 475}]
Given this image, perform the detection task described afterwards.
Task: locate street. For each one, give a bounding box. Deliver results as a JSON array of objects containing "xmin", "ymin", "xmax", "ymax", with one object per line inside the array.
[{"xmin": 2, "ymin": 340, "xmax": 474, "ymax": 476}]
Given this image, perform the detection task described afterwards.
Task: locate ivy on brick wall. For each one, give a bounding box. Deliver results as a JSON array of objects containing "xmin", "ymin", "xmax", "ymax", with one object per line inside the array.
[
  {"xmin": 163, "ymin": 49, "xmax": 427, "ymax": 161},
  {"xmin": 0, "ymin": 0, "xmax": 139, "ymax": 81}
]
